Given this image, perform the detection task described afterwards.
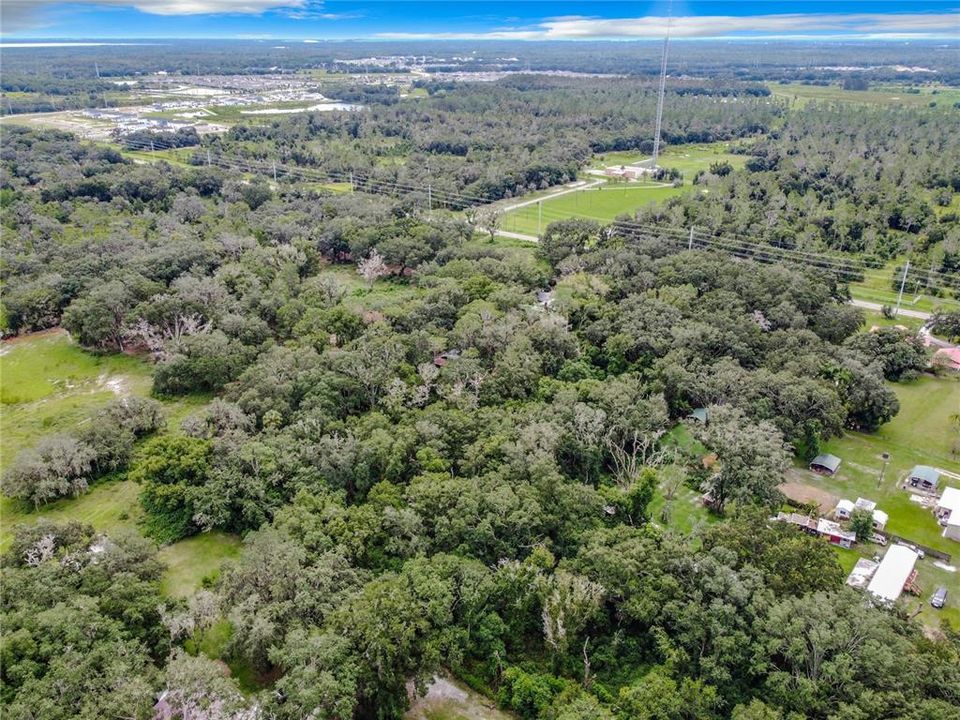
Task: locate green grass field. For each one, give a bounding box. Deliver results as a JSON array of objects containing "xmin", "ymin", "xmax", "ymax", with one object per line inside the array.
[
  {"xmin": 0, "ymin": 478, "xmax": 142, "ymax": 553},
  {"xmin": 0, "ymin": 330, "xmax": 154, "ymax": 471},
  {"xmin": 501, "ymin": 184, "xmax": 686, "ymax": 236},
  {"xmin": 501, "ymin": 141, "xmax": 748, "ymax": 237},
  {"xmin": 592, "ymin": 141, "xmax": 749, "ymax": 180},
  {"xmin": 159, "ymin": 532, "xmax": 243, "ymax": 597},
  {"xmin": 769, "ymin": 82, "xmax": 960, "ymax": 109},
  {"xmin": 850, "ymin": 262, "xmax": 960, "ymax": 315}
]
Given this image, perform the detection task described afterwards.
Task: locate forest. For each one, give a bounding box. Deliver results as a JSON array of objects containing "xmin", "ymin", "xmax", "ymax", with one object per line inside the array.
[{"xmin": 3, "ymin": 104, "xmax": 960, "ymax": 719}]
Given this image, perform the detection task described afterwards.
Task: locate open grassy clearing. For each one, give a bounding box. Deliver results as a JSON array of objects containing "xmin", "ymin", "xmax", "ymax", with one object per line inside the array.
[
  {"xmin": 405, "ymin": 676, "xmax": 516, "ymax": 720},
  {"xmin": 501, "ymin": 142, "xmax": 750, "ymax": 237},
  {"xmin": 592, "ymin": 141, "xmax": 749, "ymax": 181},
  {"xmin": 159, "ymin": 531, "xmax": 243, "ymax": 597},
  {"xmin": 0, "ymin": 330, "xmax": 153, "ymax": 470},
  {"xmin": 769, "ymin": 82, "xmax": 960, "ymax": 109},
  {"xmin": 850, "ymin": 262, "xmax": 960, "ymax": 315},
  {"xmin": 0, "ymin": 478, "xmax": 141, "ymax": 553},
  {"xmin": 0, "ymin": 330, "xmax": 233, "ymax": 594}
]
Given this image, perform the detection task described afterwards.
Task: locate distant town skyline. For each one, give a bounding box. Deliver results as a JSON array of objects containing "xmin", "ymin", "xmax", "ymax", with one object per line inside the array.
[{"xmin": 2, "ymin": 1, "xmax": 959, "ymax": 41}]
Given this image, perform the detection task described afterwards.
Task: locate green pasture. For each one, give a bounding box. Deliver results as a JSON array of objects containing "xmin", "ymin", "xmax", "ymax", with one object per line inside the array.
[
  {"xmin": 592, "ymin": 141, "xmax": 749, "ymax": 181},
  {"xmin": 769, "ymin": 82, "xmax": 960, "ymax": 109},
  {"xmin": 850, "ymin": 261, "xmax": 960, "ymax": 315},
  {"xmin": 159, "ymin": 531, "xmax": 243, "ymax": 597}
]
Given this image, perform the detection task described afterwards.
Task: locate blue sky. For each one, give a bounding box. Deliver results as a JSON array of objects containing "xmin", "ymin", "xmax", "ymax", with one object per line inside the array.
[{"xmin": 2, "ymin": 1, "xmax": 958, "ymax": 40}]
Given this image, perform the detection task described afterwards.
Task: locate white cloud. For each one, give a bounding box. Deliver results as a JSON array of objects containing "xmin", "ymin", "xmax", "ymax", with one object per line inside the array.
[
  {"xmin": 376, "ymin": 11, "xmax": 960, "ymax": 40},
  {"xmin": 2, "ymin": 0, "xmax": 311, "ymax": 31}
]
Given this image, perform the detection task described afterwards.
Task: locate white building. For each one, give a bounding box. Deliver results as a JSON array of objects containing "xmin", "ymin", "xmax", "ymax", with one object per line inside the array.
[
  {"xmin": 855, "ymin": 497, "xmax": 888, "ymax": 532},
  {"xmin": 866, "ymin": 545, "xmax": 918, "ymax": 603},
  {"xmin": 936, "ymin": 487, "xmax": 960, "ymax": 541}
]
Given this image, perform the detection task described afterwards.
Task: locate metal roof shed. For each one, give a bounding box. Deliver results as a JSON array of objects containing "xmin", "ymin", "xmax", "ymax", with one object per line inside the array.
[
  {"xmin": 908, "ymin": 465, "xmax": 940, "ymax": 489},
  {"xmin": 867, "ymin": 545, "xmax": 918, "ymax": 603},
  {"xmin": 810, "ymin": 453, "xmax": 842, "ymax": 475}
]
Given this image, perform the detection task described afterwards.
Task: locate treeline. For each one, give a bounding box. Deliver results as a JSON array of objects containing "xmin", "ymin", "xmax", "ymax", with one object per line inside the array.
[
  {"xmin": 634, "ymin": 104, "xmax": 960, "ymax": 274},
  {"xmin": 3, "ymin": 39, "xmax": 958, "ymax": 84}
]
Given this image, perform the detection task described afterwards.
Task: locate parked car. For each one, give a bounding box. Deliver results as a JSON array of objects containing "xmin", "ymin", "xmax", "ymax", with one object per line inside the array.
[
  {"xmin": 931, "ymin": 587, "xmax": 948, "ymax": 609},
  {"xmin": 870, "ymin": 534, "xmax": 887, "ymax": 546}
]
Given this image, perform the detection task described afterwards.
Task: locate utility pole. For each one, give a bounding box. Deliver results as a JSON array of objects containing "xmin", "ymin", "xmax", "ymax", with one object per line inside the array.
[
  {"xmin": 272, "ymin": 160, "xmax": 278, "ymax": 183},
  {"xmin": 206, "ymin": 148, "xmax": 211, "ymax": 166},
  {"xmin": 94, "ymin": 62, "xmax": 100, "ymax": 79},
  {"xmin": 349, "ymin": 171, "xmax": 354, "ymax": 190},
  {"xmin": 427, "ymin": 182, "xmax": 432, "ymax": 212},
  {"xmin": 894, "ymin": 260, "xmax": 910, "ymax": 317},
  {"xmin": 688, "ymin": 225, "xmax": 694, "ymax": 250},
  {"xmin": 651, "ymin": 1, "xmax": 672, "ymax": 169}
]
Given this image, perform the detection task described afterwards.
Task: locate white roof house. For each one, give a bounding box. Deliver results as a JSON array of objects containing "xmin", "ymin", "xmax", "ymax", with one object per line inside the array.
[
  {"xmin": 866, "ymin": 545, "xmax": 918, "ymax": 603},
  {"xmin": 835, "ymin": 499, "xmax": 854, "ymax": 517},
  {"xmin": 872, "ymin": 509, "xmax": 889, "ymax": 531},
  {"xmin": 855, "ymin": 498, "xmax": 877, "ymax": 513}
]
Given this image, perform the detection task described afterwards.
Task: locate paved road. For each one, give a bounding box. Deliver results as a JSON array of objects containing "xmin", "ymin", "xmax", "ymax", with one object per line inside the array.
[
  {"xmin": 498, "ymin": 180, "xmax": 604, "ymax": 212},
  {"xmin": 850, "ymin": 299, "xmax": 932, "ymax": 320}
]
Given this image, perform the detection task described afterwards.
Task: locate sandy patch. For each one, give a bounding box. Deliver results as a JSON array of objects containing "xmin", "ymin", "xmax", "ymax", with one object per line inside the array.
[{"xmin": 779, "ymin": 481, "xmax": 838, "ymax": 514}]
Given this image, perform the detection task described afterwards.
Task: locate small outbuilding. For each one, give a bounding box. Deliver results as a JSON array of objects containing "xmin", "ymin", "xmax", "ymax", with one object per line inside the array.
[
  {"xmin": 907, "ymin": 465, "xmax": 940, "ymax": 492},
  {"xmin": 810, "ymin": 453, "xmax": 842, "ymax": 476},
  {"xmin": 834, "ymin": 498, "xmax": 855, "ymax": 520},
  {"xmin": 846, "ymin": 558, "xmax": 879, "ymax": 590},
  {"xmin": 687, "ymin": 408, "xmax": 708, "ymax": 424}
]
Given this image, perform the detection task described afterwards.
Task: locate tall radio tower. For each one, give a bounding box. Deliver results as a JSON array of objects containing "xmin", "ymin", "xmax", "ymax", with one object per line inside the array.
[{"xmin": 651, "ymin": 4, "xmax": 673, "ymax": 168}]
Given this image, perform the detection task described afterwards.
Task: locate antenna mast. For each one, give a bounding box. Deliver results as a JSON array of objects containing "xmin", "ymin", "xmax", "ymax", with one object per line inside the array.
[{"xmin": 652, "ymin": 3, "xmax": 672, "ymax": 168}]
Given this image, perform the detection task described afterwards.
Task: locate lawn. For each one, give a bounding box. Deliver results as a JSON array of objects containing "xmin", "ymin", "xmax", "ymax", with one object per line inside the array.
[
  {"xmin": 850, "ymin": 262, "xmax": 960, "ymax": 315},
  {"xmin": 591, "ymin": 140, "xmax": 751, "ymax": 180},
  {"xmin": 501, "ymin": 184, "xmax": 685, "ymax": 236},
  {"xmin": 501, "ymin": 141, "xmax": 750, "ymax": 237},
  {"xmin": 0, "ymin": 478, "xmax": 142, "ymax": 553},
  {"xmin": 159, "ymin": 531, "xmax": 243, "ymax": 597}
]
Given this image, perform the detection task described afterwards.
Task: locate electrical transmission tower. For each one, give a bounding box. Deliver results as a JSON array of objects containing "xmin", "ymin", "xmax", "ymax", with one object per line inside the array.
[{"xmin": 651, "ymin": 4, "xmax": 672, "ymax": 168}]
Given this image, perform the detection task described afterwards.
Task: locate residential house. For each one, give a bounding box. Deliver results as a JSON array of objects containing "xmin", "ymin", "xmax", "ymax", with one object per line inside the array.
[
  {"xmin": 834, "ymin": 498, "xmax": 854, "ymax": 520},
  {"xmin": 817, "ymin": 518, "xmax": 856, "ymax": 548}
]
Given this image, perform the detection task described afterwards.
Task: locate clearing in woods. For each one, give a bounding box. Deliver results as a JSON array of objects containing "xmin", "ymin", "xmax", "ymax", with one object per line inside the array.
[
  {"xmin": 786, "ymin": 375, "xmax": 960, "ymax": 630},
  {"xmin": 0, "ymin": 329, "xmax": 236, "ymax": 595}
]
